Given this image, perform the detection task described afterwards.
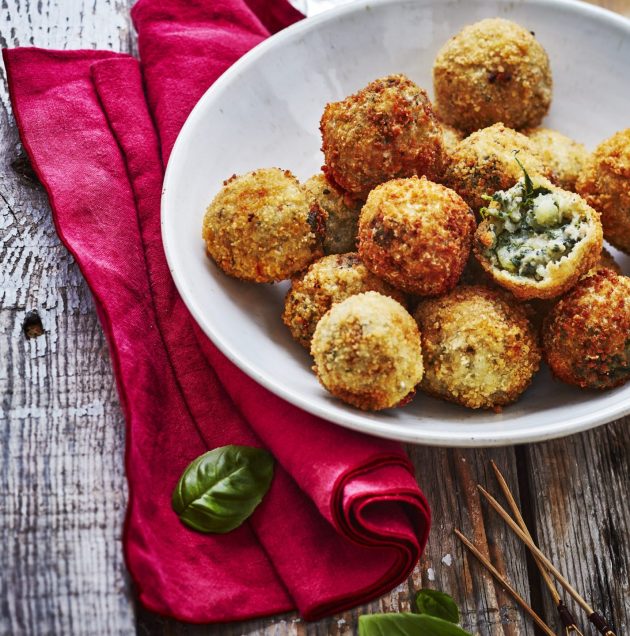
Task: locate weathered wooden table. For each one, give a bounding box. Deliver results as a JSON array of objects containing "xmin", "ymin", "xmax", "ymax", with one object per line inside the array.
[{"xmin": 1, "ymin": 1, "xmax": 629, "ymax": 634}]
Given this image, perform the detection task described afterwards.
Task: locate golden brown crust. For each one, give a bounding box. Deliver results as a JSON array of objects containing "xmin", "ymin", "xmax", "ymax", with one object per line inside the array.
[
  {"xmin": 358, "ymin": 176, "xmax": 476, "ymax": 296},
  {"xmin": 433, "ymin": 18, "xmax": 552, "ymax": 133},
  {"xmin": 320, "ymin": 74, "xmax": 444, "ymax": 200},
  {"xmin": 202, "ymin": 168, "xmax": 324, "ymax": 282},
  {"xmin": 282, "ymin": 252, "xmax": 406, "ymax": 349},
  {"xmin": 443, "ymin": 123, "xmax": 549, "ymax": 213},
  {"xmin": 576, "ymin": 128, "xmax": 630, "ymax": 254},
  {"xmin": 303, "ymin": 174, "xmax": 363, "ymax": 254},
  {"xmin": 543, "ymin": 270, "xmax": 630, "ymax": 389},
  {"xmin": 414, "ymin": 286, "xmax": 540, "ymax": 410},
  {"xmin": 311, "ymin": 292, "xmax": 423, "ymax": 411},
  {"xmin": 523, "ymin": 127, "xmax": 589, "ymax": 191}
]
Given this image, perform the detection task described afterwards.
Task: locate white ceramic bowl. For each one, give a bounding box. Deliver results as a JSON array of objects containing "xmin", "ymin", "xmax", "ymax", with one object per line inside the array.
[{"xmin": 162, "ymin": 0, "xmax": 630, "ymax": 446}]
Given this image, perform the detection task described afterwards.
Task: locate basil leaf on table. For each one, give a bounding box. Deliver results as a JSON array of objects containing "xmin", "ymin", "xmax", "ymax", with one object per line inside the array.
[
  {"xmin": 172, "ymin": 445, "xmax": 274, "ymax": 533},
  {"xmin": 416, "ymin": 588, "xmax": 460, "ymax": 623},
  {"xmin": 358, "ymin": 613, "xmax": 473, "ymax": 636}
]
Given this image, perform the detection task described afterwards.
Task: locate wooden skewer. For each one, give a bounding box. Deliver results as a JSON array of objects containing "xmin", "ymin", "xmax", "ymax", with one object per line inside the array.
[
  {"xmin": 490, "ymin": 460, "xmax": 561, "ymax": 604},
  {"xmin": 454, "ymin": 529, "xmax": 555, "ymax": 636},
  {"xmin": 490, "ymin": 462, "xmax": 585, "ymax": 635},
  {"xmin": 478, "ymin": 485, "xmax": 617, "ymax": 636}
]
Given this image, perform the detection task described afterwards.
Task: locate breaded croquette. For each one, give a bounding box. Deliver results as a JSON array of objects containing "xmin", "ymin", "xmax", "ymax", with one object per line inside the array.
[
  {"xmin": 311, "ymin": 292, "xmax": 423, "ymax": 410},
  {"xmin": 414, "ymin": 286, "xmax": 541, "ymax": 410},
  {"xmin": 443, "ymin": 123, "xmax": 549, "ymax": 214},
  {"xmin": 202, "ymin": 168, "xmax": 325, "ymax": 282},
  {"xmin": 320, "ymin": 75, "xmax": 444, "ymax": 200},
  {"xmin": 358, "ymin": 176, "xmax": 475, "ymax": 296},
  {"xmin": 543, "ymin": 270, "xmax": 630, "ymax": 389},
  {"xmin": 433, "ymin": 18, "xmax": 552, "ymax": 133},
  {"xmin": 576, "ymin": 128, "xmax": 630, "ymax": 254}
]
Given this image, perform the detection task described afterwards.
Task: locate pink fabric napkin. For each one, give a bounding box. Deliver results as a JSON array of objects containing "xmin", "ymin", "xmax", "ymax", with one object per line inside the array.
[{"xmin": 3, "ymin": 0, "xmax": 431, "ymax": 623}]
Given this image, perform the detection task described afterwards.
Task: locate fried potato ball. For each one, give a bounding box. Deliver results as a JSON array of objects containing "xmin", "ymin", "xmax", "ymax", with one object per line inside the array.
[
  {"xmin": 202, "ymin": 168, "xmax": 324, "ymax": 282},
  {"xmin": 282, "ymin": 253, "xmax": 406, "ymax": 349},
  {"xmin": 358, "ymin": 176, "xmax": 475, "ymax": 296},
  {"xmin": 576, "ymin": 128, "xmax": 630, "ymax": 254},
  {"xmin": 303, "ymin": 174, "xmax": 362, "ymax": 254},
  {"xmin": 523, "ymin": 127, "xmax": 589, "ymax": 191},
  {"xmin": 320, "ymin": 74, "xmax": 444, "ymax": 200},
  {"xmin": 443, "ymin": 123, "xmax": 549, "ymax": 213},
  {"xmin": 474, "ymin": 174, "xmax": 603, "ymax": 300},
  {"xmin": 433, "ymin": 18, "xmax": 552, "ymax": 133},
  {"xmin": 543, "ymin": 270, "xmax": 630, "ymax": 389},
  {"xmin": 414, "ymin": 286, "xmax": 540, "ymax": 410},
  {"xmin": 311, "ymin": 292, "xmax": 423, "ymax": 410}
]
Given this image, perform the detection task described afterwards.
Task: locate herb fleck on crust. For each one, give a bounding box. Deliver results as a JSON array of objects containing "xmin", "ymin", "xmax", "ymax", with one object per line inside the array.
[
  {"xmin": 320, "ymin": 74, "xmax": 444, "ymax": 200},
  {"xmin": 311, "ymin": 292, "xmax": 423, "ymax": 411},
  {"xmin": 543, "ymin": 270, "xmax": 630, "ymax": 389},
  {"xmin": 414, "ymin": 286, "xmax": 541, "ymax": 410},
  {"xmin": 202, "ymin": 168, "xmax": 324, "ymax": 282}
]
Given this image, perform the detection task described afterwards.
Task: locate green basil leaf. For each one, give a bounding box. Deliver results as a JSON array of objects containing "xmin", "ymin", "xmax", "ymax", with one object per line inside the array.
[
  {"xmin": 415, "ymin": 589, "xmax": 460, "ymax": 623},
  {"xmin": 172, "ymin": 445, "xmax": 274, "ymax": 533},
  {"xmin": 359, "ymin": 613, "xmax": 472, "ymax": 636}
]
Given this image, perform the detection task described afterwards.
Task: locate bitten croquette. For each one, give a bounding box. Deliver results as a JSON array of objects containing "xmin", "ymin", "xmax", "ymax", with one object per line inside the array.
[
  {"xmin": 543, "ymin": 270, "xmax": 630, "ymax": 389},
  {"xmin": 576, "ymin": 128, "xmax": 630, "ymax": 254},
  {"xmin": 282, "ymin": 253, "xmax": 406, "ymax": 349},
  {"xmin": 311, "ymin": 292, "xmax": 423, "ymax": 411},
  {"xmin": 524, "ymin": 127, "xmax": 589, "ymax": 191},
  {"xmin": 433, "ymin": 18, "xmax": 552, "ymax": 133},
  {"xmin": 414, "ymin": 286, "xmax": 541, "ymax": 410},
  {"xmin": 358, "ymin": 176, "xmax": 475, "ymax": 296},
  {"xmin": 320, "ymin": 74, "xmax": 444, "ymax": 200},
  {"xmin": 443, "ymin": 123, "xmax": 549, "ymax": 213},
  {"xmin": 474, "ymin": 173, "xmax": 603, "ymax": 300},
  {"xmin": 303, "ymin": 174, "xmax": 362, "ymax": 254},
  {"xmin": 202, "ymin": 168, "xmax": 325, "ymax": 282}
]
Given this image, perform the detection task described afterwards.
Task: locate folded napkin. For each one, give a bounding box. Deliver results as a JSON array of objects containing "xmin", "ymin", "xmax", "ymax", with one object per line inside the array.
[{"xmin": 3, "ymin": 0, "xmax": 430, "ymax": 623}]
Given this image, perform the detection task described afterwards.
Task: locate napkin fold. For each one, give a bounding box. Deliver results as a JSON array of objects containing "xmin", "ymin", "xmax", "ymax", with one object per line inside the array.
[{"xmin": 3, "ymin": 0, "xmax": 431, "ymax": 623}]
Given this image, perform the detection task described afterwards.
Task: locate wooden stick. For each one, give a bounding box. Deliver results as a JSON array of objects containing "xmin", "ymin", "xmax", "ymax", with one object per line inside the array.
[
  {"xmin": 478, "ymin": 484, "xmax": 593, "ymax": 614},
  {"xmin": 479, "ymin": 485, "xmax": 618, "ymax": 635},
  {"xmin": 490, "ymin": 460, "xmax": 561, "ymax": 603},
  {"xmin": 490, "ymin": 462, "xmax": 585, "ymax": 635},
  {"xmin": 454, "ymin": 529, "xmax": 555, "ymax": 636}
]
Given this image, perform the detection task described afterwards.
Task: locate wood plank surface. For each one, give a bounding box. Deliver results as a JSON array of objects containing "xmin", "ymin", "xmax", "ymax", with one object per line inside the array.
[
  {"xmin": 0, "ymin": 1, "xmax": 628, "ymax": 635},
  {"xmin": 0, "ymin": 2, "xmax": 135, "ymax": 635}
]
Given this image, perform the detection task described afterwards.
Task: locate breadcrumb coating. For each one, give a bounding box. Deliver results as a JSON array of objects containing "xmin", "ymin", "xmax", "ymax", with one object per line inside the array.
[
  {"xmin": 282, "ymin": 253, "xmax": 406, "ymax": 349},
  {"xmin": 433, "ymin": 18, "xmax": 552, "ymax": 133},
  {"xmin": 474, "ymin": 174, "xmax": 603, "ymax": 300},
  {"xmin": 443, "ymin": 122, "xmax": 549, "ymax": 213},
  {"xmin": 311, "ymin": 292, "xmax": 423, "ymax": 411},
  {"xmin": 576, "ymin": 128, "xmax": 630, "ymax": 254},
  {"xmin": 358, "ymin": 176, "xmax": 475, "ymax": 296},
  {"xmin": 524, "ymin": 127, "xmax": 589, "ymax": 191},
  {"xmin": 543, "ymin": 270, "xmax": 630, "ymax": 389},
  {"xmin": 414, "ymin": 286, "xmax": 540, "ymax": 410},
  {"xmin": 202, "ymin": 168, "xmax": 324, "ymax": 282},
  {"xmin": 303, "ymin": 174, "xmax": 362, "ymax": 254},
  {"xmin": 320, "ymin": 74, "xmax": 444, "ymax": 200}
]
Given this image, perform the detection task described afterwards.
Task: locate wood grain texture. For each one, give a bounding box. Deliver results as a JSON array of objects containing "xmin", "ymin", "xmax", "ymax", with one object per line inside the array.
[
  {"xmin": 0, "ymin": 1, "xmax": 135, "ymax": 635},
  {"xmin": 0, "ymin": 0, "xmax": 629, "ymax": 635},
  {"xmin": 524, "ymin": 419, "xmax": 630, "ymax": 634}
]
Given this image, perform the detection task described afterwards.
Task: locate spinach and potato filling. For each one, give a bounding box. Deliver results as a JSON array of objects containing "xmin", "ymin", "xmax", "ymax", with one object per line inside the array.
[{"xmin": 480, "ymin": 177, "xmax": 587, "ymax": 281}]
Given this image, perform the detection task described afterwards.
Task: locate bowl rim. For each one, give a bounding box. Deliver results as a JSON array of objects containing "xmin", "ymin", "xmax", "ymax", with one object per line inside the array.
[{"xmin": 162, "ymin": 0, "xmax": 630, "ymax": 447}]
